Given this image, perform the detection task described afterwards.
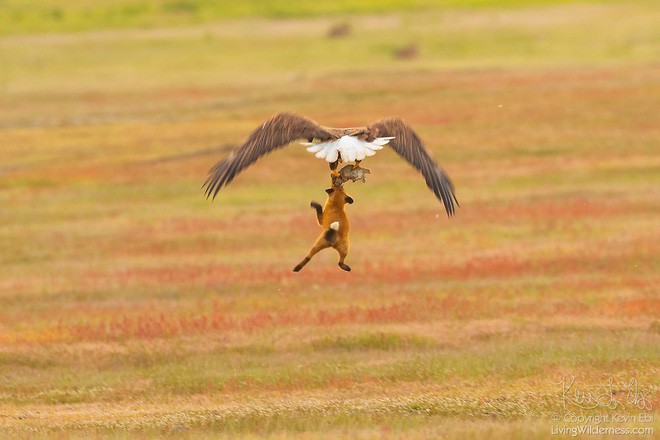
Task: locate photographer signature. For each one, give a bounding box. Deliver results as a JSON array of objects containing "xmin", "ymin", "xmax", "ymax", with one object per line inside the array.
[{"xmin": 557, "ymin": 376, "xmax": 653, "ymax": 411}]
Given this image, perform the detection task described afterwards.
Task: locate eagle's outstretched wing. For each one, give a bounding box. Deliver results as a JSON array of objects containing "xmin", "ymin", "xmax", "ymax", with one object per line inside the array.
[
  {"xmin": 203, "ymin": 112, "xmax": 334, "ymax": 200},
  {"xmin": 368, "ymin": 117, "xmax": 459, "ymax": 217}
]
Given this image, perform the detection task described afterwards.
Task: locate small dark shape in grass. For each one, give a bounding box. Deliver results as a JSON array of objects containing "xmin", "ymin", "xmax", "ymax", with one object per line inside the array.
[
  {"xmin": 49, "ymin": 8, "xmax": 64, "ymax": 21},
  {"xmin": 327, "ymin": 23, "xmax": 352, "ymax": 39},
  {"xmin": 164, "ymin": 0, "xmax": 199, "ymax": 14},
  {"xmin": 394, "ymin": 43, "xmax": 419, "ymax": 60}
]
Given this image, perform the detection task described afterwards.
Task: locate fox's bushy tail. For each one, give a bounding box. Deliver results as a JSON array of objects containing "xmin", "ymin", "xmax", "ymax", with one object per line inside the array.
[{"xmin": 324, "ymin": 222, "xmax": 339, "ymax": 243}]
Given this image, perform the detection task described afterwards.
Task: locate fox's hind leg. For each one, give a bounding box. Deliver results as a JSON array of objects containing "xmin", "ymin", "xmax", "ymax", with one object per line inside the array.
[
  {"xmin": 333, "ymin": 241, "xmax": 351, "ymax": 272},
  {"xmin": 293, "ymin": 237, "xmax": 330, "ymax": 272}
]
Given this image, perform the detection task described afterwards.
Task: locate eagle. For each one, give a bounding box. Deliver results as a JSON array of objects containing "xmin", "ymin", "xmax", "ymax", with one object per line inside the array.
[{"xmin": 203, "ymin": 112, "xmax": 459, "ymax": 216}]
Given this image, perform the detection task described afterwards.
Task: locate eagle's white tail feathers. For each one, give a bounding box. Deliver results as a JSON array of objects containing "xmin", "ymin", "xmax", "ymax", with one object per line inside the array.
[
  {"xmin": 371, "ymin": 136, "xmax": 395, "ymax": 146},
  {"xmin": 301, "ymin": 135, "xmax": 394, "ymax": 163},
  {"xmin": 330, "ymin": 221, "xmax": 340, "ymax": 231}
]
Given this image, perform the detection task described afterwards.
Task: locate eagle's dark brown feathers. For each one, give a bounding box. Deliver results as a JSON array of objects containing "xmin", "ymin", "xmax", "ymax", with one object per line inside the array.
[
  {"xmin": 368, "ymin": 117, "xmax": 459, "ymax": 217},
  {"xmin": 203, "ymin": 112, "xmax": 459, "ymax": 217},
  {"xmin": 203, "ymin": 112, "xmax": 334, "ymax": 200}
]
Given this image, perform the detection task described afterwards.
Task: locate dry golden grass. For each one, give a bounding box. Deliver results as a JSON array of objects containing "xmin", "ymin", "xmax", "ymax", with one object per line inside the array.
[{"xmin": 1, "ymin": 1, "xmax": 659, "ymax": 438}]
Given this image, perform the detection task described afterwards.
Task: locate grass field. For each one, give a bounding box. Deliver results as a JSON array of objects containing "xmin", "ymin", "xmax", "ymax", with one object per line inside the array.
[{"xmin": 1, "ymin": 0, "xmax": 659, "ymax": 438}]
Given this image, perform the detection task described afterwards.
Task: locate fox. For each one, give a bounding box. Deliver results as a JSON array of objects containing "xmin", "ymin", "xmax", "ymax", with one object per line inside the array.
[{"xmin": 293, "ymin": 184, "xmax": 354, "ymax": 272}]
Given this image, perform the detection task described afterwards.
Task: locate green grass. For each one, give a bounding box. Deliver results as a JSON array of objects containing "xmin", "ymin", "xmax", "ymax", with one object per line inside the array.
[
  {"xmin": 310, "ymin": 332, "xmax": 437, "ymax": 351},
  {"xmin": 1, "ymin": 1, "xmax": 659, "ymax": 438},
  {"xmin": 0, "ymin": 0, "xmax": 628, "ymax": 35}
]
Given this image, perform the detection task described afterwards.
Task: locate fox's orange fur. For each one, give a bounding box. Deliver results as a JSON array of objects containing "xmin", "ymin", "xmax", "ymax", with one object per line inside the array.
[{"xmin": 293, "ymin": 184, "xmax": 353, "ymax": 272}]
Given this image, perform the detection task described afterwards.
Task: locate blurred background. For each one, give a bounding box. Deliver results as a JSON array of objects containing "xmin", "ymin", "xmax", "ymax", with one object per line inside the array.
[{"xmin": 1, "ymin": 0, "xmax": 658, "ymax": 437}]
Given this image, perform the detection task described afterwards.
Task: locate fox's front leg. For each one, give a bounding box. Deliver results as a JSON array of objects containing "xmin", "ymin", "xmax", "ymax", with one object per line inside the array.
[{"xmin": 310, "ymin": 201, "xmax": 323, "ymax": 226}]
